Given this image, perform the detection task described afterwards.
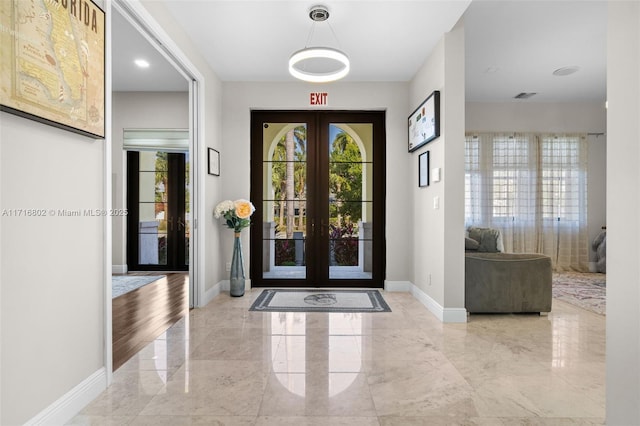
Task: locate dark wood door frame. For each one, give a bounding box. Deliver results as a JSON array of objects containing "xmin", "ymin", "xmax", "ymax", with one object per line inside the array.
[
  {"xmin": 127, "ymin": 151, "xmax": 188, "ymax": 272},
  {"xmin": 250, "ymin": 110, "xmax": 386, "ymax": 288}
]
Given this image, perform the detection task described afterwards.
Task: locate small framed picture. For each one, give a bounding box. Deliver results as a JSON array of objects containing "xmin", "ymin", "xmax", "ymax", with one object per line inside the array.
[
  {"xmin": 408, "ymin": 90, "xmax": 440, "ymax": 152},
  {"xmin": 208, "ymin": 148, "xmax": 220, "ymax": 176},
  {"xmin": 419, "ymin": 151, "xmax": 429, "ymax": 187}
]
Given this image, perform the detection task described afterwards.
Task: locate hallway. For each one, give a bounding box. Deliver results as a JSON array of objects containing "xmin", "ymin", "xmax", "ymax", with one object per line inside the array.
[{"xmin": 71, "ymin": 291, "xmax": 605, "ymax": 424}]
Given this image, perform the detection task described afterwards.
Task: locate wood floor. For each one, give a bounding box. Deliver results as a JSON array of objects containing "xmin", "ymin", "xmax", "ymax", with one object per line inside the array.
[{"xmin": 112, "ymin": 272, "xmax": 189, "ymax": 371}]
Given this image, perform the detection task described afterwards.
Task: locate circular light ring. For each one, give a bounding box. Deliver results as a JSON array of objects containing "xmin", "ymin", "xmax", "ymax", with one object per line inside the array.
[{"xmin": 289, "ymin": 47, "xmax": 350, "ymax": 83}]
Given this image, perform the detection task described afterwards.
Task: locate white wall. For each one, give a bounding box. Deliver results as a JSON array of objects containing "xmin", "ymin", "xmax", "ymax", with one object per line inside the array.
[
  {"xmin": 466, "ymin": 101, "xmax": 607, "ymax": 265},
  {"xmin": 221, "ymin": 82, "xmax": 411, "ymax": 284},
  {"xmin": 409, "ymin": 22, "xmax": 466, "ymax": 321},
  {"xmin": 140, "ymin": 0, "xmax": 224, "ymax": 295},
  {"xmin": 111, "ymin": 91, "xmax": 189, "ymax": 271},
  {"xmin": 0, "ymin": 1, "xmax": 224, "ymax": 422},
  {"xmin": 0, "ymin": 113, "xmax": 105, "ymax": 425},
  {"xmin": 606, "ymin": 1, "xmax": 640, "ymax": 424}
]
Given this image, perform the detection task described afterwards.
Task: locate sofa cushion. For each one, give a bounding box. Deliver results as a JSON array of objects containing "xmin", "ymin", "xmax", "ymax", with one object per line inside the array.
[
  {"xmin": 465, "ymin": 237, "xmax": 480, "ymax": 250},
  {"xmin": 468, "ymin": 227, "xmax": 504, "ymax": 253}
]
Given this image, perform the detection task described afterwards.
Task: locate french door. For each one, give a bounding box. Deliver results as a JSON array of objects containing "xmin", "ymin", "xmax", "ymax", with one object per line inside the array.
[
  {"xmin": 126, "ymin": 151, "xmax": 189, "ymax": 271},
  {"xmin": 250, "ymin": 111, "xmax": 386, "ymax": 288}
]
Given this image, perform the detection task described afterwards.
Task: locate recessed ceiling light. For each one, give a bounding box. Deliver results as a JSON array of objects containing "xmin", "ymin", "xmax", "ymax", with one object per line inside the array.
[
  {"xmin": 553, "ymin": 66, "xmax": 580, "ymax": 76},
  {"xmin": 134, "ymin": 59, "xmax": 150, "ymax": 68}
]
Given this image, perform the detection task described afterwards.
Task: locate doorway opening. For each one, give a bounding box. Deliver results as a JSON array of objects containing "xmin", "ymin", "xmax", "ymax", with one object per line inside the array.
[
  {"xmin": 109, "ymin": 0, "xmax": 202, "ymax": 376},
  {"xmin": 250, "ymin": 110, "xmax": 386, "ymax": 288},
  {"xmin": 126, "ymin": 145, "xmax": 190, "ymax": 272}
]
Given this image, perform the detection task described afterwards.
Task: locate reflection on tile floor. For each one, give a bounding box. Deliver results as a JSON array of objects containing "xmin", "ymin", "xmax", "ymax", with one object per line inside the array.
[{"xmin": 68, "ymin": 291, "xmax": 605, "ymax": 425}]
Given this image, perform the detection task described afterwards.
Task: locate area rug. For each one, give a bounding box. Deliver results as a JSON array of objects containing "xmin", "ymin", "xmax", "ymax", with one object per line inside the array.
[
  {"xmin": 552, "ymin": 272, "xmax": 606, "ymax": 315},
  {"xmin": 112, "ymin": 275, "xmax": 165, "ymax": 299},
  {"xmin": 249, "ymin": 289, "xmax": 391, "ymax": 313}
]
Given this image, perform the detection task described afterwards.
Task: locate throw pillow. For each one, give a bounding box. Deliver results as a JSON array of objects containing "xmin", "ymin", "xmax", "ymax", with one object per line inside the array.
[
  {"xmin": 468, "ymin": 227, "xmax": 504, "ymax": 253},
  {"xmin": 465, "ymin": 237, "xmax": 480, "ymax": 250}
]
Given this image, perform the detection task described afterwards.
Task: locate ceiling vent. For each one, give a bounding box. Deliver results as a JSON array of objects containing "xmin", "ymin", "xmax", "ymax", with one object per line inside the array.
[
  {"xmin": 514, "ymin": 92, "xmax": 537, "ymax": 99},
  {"xmin": 553, "ymin": 66, "xmax": 580, "ymax": 76}
]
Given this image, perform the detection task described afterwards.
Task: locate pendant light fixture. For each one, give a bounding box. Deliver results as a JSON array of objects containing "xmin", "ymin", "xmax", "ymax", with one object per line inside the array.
[{"xmin": 289, "ymin": 5, "xmax": 350, "ymax": 83}]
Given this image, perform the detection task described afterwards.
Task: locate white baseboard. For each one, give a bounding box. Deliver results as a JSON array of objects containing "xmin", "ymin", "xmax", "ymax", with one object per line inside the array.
[
  {"xmin": 384, "ymin": 280, "xmax": 412, "ymax": 292},
  {"xmin": 220, "ymin": 279, "xmax": 229, "ymax": 291},
  {"xmin": 201, "ymin": 280, "xmax": 252, "ymax": 307},
  {"xmin": 25, "ymin": 368, "xmax": 106, "ymax": 426},
  {"xmin": 112, "ymin": 264, "xmax": 127, "ymax": 274},
  {"xmin": 202, "ymin": 281, "xmax": 222, "ymax": 307},
  {"xmin": 410, "ymin": 284, "xmax": 467, "ymax": 323},
  {"xmin": 220, "ymin": 279, "xmax": 252, "ymax": 292},
  {"xmin": 442, "ymin": 307, "xmax": 468, "ymax": 323}
]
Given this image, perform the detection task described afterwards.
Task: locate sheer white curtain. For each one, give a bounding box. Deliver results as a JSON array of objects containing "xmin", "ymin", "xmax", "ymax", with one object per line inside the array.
[
  {"xmin": 465, "ymin": 132, "xmax": 589, "ymax": 271},
  {"xmin": 539, "ymin": 134, "xmax": 589, "ymax": 271}
]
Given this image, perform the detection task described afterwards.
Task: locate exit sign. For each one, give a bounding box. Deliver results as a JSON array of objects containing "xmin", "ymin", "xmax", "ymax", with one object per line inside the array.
[{"xmin": 310, "ymin": 92, "xmax": 328, "ymax": 105}]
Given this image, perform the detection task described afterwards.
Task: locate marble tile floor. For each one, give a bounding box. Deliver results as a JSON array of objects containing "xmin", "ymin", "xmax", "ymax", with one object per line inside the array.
[{"xmin": 69, "ymin": 291, "xmax": 605, "ymax": 425}]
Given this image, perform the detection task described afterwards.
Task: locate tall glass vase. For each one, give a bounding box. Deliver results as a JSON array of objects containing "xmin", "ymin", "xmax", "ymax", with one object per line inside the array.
[{"xmin": 230, "ymin": 232, "xmax": 245, "ymax": 297}]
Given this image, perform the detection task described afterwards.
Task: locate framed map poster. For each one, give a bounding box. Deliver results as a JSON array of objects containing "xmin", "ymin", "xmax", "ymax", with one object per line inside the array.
[
  {"xmin": 0, "ymin": 0, "xmax": 105, "ymax": 138},
  {"xmin": 408, "ymin": 90, "xmax": 440, "ymax": 152}
]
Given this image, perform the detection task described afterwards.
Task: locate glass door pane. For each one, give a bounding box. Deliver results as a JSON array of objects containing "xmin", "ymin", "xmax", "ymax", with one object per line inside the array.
[
  {"xmin": 328, "ymin": 124, "xmax": 373, "ymax": 279},
  {"xmin": 138, "ymin": 151, "xmax": 168, "ymax": 266},
  {"xmin": 261, "ymin": 123, "xmax": 308, "ymax": 279}
]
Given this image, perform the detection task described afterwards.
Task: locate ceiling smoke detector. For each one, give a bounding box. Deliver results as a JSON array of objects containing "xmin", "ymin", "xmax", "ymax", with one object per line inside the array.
[
  {"xmin": 514, "ymin": 92, "xmax": 537, "ymax": 99},
  {"xmin": 309, "ymin": 6, "xmax": 330, "ymax": 22}
]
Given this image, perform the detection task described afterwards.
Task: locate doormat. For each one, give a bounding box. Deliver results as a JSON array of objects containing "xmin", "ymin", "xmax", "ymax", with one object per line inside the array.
[
  {"xmin": 249, "ymin": 289, "xmax": 391, "ymax": 313},
  {"xmin": 112, "ymin": 275, "xmax": 165, "ymax": 299}
]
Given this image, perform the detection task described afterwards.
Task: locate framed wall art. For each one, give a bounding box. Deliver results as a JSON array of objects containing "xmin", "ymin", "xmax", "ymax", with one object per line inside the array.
[
  {"xmin": 419, "ymin": 150, "xmax": 429, "ymax": 187},
  {"xmin": 408, "ymin": 90, "xmax": 440, "ymax": 152},
  {"xmin": 0, "ymin": 0, "xmax": 105, "ymax": 138},
  {"xmin": 208, "ymin": 148, "xmax": 220, "ymax": 176}
]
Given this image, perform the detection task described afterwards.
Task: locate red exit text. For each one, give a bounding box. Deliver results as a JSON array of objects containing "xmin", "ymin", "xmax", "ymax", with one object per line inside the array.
[{"xmin": 310, "ymin": 92, "xmax": 328, "ymax": 105}]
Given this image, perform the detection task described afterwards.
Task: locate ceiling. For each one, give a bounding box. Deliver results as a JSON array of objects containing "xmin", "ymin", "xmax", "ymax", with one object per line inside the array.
[
  {"xmin": 464, "ymin": 0, "xmax": 606, "ymax": 102},
  {"xmin": 112, "ymin": 1, "xmax": 607, "ymax": 102},
  {"xmin": 112, "ymin": 8, "xmax": 188, "ymax": 92}
]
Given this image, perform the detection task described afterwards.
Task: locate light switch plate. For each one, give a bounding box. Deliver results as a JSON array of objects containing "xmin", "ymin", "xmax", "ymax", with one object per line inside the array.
[
  {"xmin": 433, "ymin": 196, "xmax": 440, "ymax": 209},
  {"xmin": 432, "ymin": 167, "xmax": 441, "ymax": 182}
]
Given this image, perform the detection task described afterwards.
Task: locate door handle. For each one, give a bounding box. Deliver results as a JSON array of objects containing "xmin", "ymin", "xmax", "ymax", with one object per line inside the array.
[
  {"xmin": 167, "ymin": 216, "xmax": 174, "ymax": 231},
  {"xmin": 178, "ymin": 217, "xmax": 186, "ymax": 230}
]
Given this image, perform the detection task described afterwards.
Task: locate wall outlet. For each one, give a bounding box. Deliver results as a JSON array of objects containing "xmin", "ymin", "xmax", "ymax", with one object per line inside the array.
[
  {"xmin": 225, "ymin": 262, "xmax": 231, "ymax": 271},
  {"xmin": 428, "ymin": 273, "xmax": 432, "ymax": 285}
]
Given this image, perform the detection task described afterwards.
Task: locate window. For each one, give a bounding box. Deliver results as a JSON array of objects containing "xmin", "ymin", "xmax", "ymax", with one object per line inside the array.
[
  {"xmin": 465, "ymin": 133, "xmax": 588, "ymax": 271},
  {"xmin": 541, "ymin": 135, "xmax": 584, "ymax": 222},
  {"xmin": 491, "ymin": 135, "xmax": 533, "ymax": 220}
]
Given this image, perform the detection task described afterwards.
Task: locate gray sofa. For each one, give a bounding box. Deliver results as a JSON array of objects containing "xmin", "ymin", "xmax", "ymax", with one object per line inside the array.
[
  {"xmin": 464, "ymin": 227, "xmax": 552, "ymax": 314},
  {"xmin": 465, "ymin": 252, "xmax": 552, "ymax": 314}
]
